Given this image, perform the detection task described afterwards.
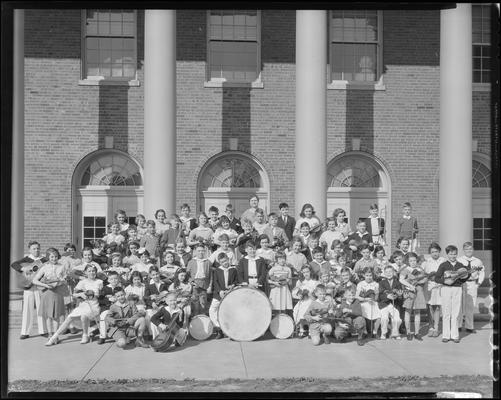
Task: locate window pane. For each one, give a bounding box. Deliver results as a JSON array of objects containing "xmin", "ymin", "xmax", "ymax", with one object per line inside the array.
[
  {"xmin": 123, "ymin": 63, "xmax": 135, "ymax": 77},
  {"xmin": 84, "ymin": 216, "xmax": 94, "ymax": 226},
  {"xmin": 123, "ymin": 22, "xmax": 135, "ymax": 36},
  {"xmin": 484, "ymin": 240, "xmax": 492, "ymax": 250},
  {"xmin": 473, "ymin": 229, "xmax": 483, "ymax": 239},
  {"xmin": 112, "ymin": 64, "xmax": 123, "ymax": 77},
  {"xmin": 473, "ymin": 240, "xmax": 483, "ymax": 250},
  {"xmin": 96, "ymin": 217, "xmax": 106, "ymax": 226},
  {"xmin": 110, "ymin": 21, "xmax": 122, "ymax": 35},
  {"xmin": 484, "ymin": 218, "xmax": 492, "ymax": 228},
  {"xmin": 86, "ymin": 21, "xmax": 98, "ymax": 36},
  {"xmin": 84, "ymin": 228, "xmax": 94, "ymax": 237},
  {"xmin": 98, "ymin": 21, "xmax": 110, "ymax": 36},
  {"xmin": 95, "ymin": 228, "xmax": 106, "ymax": 237},
  {"xmin": 110, "ymin": 11, "xmax": 122, "ymax": 21},
  {"xmin": 483, "ymin": 228, "xmax": 491, "ymax": 239},
  {"xmin": 473, "ymin": 218, "xmax": 483, "ymax": 228},
  {"xmin": 87, "ymin": 50, "xmax": 99, "ymax": 63},
  {"xmin": 122, "ymin": 11, "xmax": 134, "ymax": 22}
]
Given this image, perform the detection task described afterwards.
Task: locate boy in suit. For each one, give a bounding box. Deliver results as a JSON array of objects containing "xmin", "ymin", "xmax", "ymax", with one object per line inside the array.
[
  {"xmin": 97, "ymin": 271, "xmax": 122, "ymax": 344},
  {"xmin": 150, "ymin": 292, "xmax": 188, "ymax": 347},
  {"xmin": 378, "ymin": 264, "xmax": 403, "ymax": 339},
  {"xmin": 209, "ymin": 253, "xmax": 239, "ymax": 339},
  {"xmin": 276, "ymin": 202, "xmax": 296, "ymax": 242},
  {"xmin": 225, "ymin": 204, "xmax": 243, "ymax": 234},
  {"xmin": 365, "ymin": 204, "xmax": 386, "ymax": 246},
  {"xmin": 237, "ymin": 241, "xmax": 268, "ymax": 292},
  {"xmin": 186, "ymin": 243, "xmax": 213, "ymax": 315}
]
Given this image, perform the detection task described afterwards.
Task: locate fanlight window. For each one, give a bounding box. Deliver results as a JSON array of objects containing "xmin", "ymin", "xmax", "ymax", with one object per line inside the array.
[
  {"xmin": 472, "ymin": 159, "xmax": 491, "ymax": 188},
  {"xmin": 201, "ymin": 157, "xmax": 262, "ymax": 189},
  {"xmin": 80, "ymin": 153, "xmax": 142, "ymax": 186},
  {"xmin": 328, "ymin": 157, "xmax": 381, "ymax": 187}
]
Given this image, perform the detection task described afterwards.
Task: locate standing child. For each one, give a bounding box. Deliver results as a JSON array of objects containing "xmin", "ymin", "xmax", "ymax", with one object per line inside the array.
[
  {"xmin": 187, "ymin": 213, "xmax": 214, "ymax": 249},
  {"xmin": 154, "ymin": 209, "xmax": 170, "ymax": 235},
  {"xmin": 253, "ymin": 208, "xmax": 268, "ymax": 235},
  {"xmin": 10, "ymin": 241, "xmax": 48, "ymax": 339},
  {"xmin": 225, "ymin": 204, "xmax": 243, "ymax": 235},
  {"xmin": 209, "ymin": 234, "xmax": 237, "ymax": 268},
  {"xmin": 276, "ymin": 202, "xmax": 296, "ymax": 242},
  {"xmin": 263, "ymin": 212, "xmax": 289, "ymax": 250},
  {"xmin": 237, "ymin": 242, "xmax": 269, "ymax": 292},
  {"xmin": 435, "ymin": 245, "xmax": 471, "ymax": 343},
  {"xmin": 286, "ymin": 237, "xmax": 309, "ymax": 280},
  {"xmin": 356, "ymin": 268, "xmax": 381, "ymax": 339},
  {"xmin": 332, "ymin": 208, "xmax": 352, "ymax": 243},
  {"xmin": 319, "ymin": 218, "xmax": 344, "ymax": 254},
  {"xmin": 160, "ymin": 214, "xmax": 184, "ymax": 253},
  {"xmin": 139, "ymin": 220, "xmax": 161, "ymax": 263},
  {"xmin": 115, "ymin": 209, "xmax": 130, "ymax": 236},
  {"xmin": 123, "ymin": 241, "xmax": 141, "ymax": 268},
  {"xmin": 135, "ymin": 214, "xmax": 147, "ymax": 239},
  {"xmin": 179, "ymin": 203, "xmax": 198, "ymax": 236},
  {"xmin": 97, "ymin": 271, "xmax": 122, "ymax": 344},
  {"xmin": 365, "ymin": 204, "xmax": 386, "ymax": 246},
  {"xmin": 372, "ymin": 245, "xmax": 388, "ymax": 282},
  {"xmin": 31, "ymin": 248, "xmax": 68, "ymax": 341},
  {"xmin": 125, "ymin": 225, "xmax": 139, "ymax": 247},
  {"xmin": 304, "ymin": 285, "xmax": 334, "ymax": 345},
  {"xmin": 209, "ymin": 253, "xmax": 239, "ymax": 339},
  {"xmin": 309, "ymin": 247, "xmax": 330, "ymax": 280},
  {"xmin": 144, "ymin": 266, "xmax": 169, "ymax": 340},
  {"xmin": 268, "ymin": 251, "xmax": 293, "ymax": 317},
  {"xmin": 256, "ymin": 234, "xmax": 276, "ymax": 265},
  {"xmin": 235, "ymin": 219, "xmax": 259, "ymax": 260},
  {"xmin": 103, "ymin": 222, "xmax": 126, "ymax": 248},
  {"xmin": 292, "ymin": 266, "xmax": 319, "ymax": 338},
  {"xmin": 422, "ymin": 242, "xmax": 446, "ymax": 337},
  {"xmin": 457, "ymin": 241, "xmax": 485, "ymax": 333},
  {"xmin": 353, "ymin": 244, "xmax": 378, "ymax": 282},
  {"xmin": 186, "ymin": 243, "xmax": 213, "ymax": 315},
  {"xmin": 207, "ymin": 206, "xmax": 220, "ymax": 232},
  {"xmin": 397, "ymin": 202, "xmax": 419, "ymax": 252},
  {"xmin": 399, "ymin": 252, "xmax": 427, "ymax": 341},
  {"xmin": 174, "ymin": 238, "xmax": 192, "ymax": 269}
]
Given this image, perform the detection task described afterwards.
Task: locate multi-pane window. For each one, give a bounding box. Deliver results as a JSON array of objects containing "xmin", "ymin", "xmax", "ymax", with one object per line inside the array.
[
  {"xmin": 83, "ymin": 216, "xmax": 106, "ymax": 248},
  {"xmin": 208, "ymin": 10, "xmax": 260, "ymax": 83},
  {"xmin": 472, "ymin": 4, "xmax": 491, "ymax": 83},
  {"xmin": 472, "ymin": 159, "xmax": 491, "ymax": 188},
  {"xmin": 330, "ymin": 10, "xmax": 382, "ymax": 82},
  {"xmin": 473, "ymin": 218, "xmax": 492, "ymax": 250},
  {"xmin": 83, "ymin": 10, "xmax": 136, "ymax": 80}
]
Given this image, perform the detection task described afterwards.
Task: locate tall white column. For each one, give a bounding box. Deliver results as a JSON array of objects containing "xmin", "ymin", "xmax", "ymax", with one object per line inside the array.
[
  {"xmin": 11, "ymin": 9, "xmax": 24, "ymax": 288},
  {"xmin": 439, "ymin": 4, "xmax": 472, "ymax": 249},
  {"xmin": 144, "ymin": 10, "xmax": 176, "ymax": 219},
  {"xmin": 295, "ymin": 11, "xmax": 327, "ymax": 220}
]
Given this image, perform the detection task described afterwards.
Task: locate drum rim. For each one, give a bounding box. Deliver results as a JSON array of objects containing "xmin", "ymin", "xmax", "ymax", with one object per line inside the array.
[
  {"xmin": 217, "ymin": 285, "xmax": 272, "ymax": 342},
  {"xmin": 269, "ymin": 313, "xmax": 295, "ymax": 339},
  {"xmin": 189, "ymin": 314, "xmax": 214, "ymax": 340}
]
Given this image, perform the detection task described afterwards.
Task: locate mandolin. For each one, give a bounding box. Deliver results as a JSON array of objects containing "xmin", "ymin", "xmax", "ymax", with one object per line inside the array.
[{"xmin": 444, "ymin": 267, "xmax": 470, "ymax": 286}]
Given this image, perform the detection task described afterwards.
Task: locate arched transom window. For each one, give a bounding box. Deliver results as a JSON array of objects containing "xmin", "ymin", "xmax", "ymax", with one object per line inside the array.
[
  {"xmin": 200, "ymin": 157, "xmax": 262, "ymax": 189},
  {"xmin": 80, "ymin": 153, "xmax": 143, "ymax": 186},
  {"xmin": 472, "ymin": 159, "xmax": 491, "ymax": 188},
  {"xmin": 327, "ymin": 156, "xmax": 381, "ymax": 188}
]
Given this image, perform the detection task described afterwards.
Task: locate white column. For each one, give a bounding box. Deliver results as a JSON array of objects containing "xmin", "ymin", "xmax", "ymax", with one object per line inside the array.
[
  {"xmin": 439, "ymin": 4, "xmax": 472, "ymax": 249},
  {"xmin": 295, "ymin": 11, "xmax": 327, "ymax": 220},
  {"xmin": 11, "ymin": 10, "xmax": 24, "ymax": 289},
  {"xmin": 144, "ymin": 10, "xmax": 176, "ymax": 219}
]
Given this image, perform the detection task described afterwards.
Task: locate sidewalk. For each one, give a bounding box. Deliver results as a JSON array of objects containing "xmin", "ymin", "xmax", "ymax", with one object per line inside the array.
[{"xmin": 8, "ymin": 319, "xmax": 492, "ymax": 382}]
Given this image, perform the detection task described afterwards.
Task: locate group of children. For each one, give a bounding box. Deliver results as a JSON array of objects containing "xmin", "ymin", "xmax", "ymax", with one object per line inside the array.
[{"xmin": 11, "ymin": 198, "xmax": 485, "ymax": 349}]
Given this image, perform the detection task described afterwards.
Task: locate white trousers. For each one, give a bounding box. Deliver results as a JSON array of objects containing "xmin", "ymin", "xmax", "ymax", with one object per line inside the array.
[
  {"xmin": 99, "ymin": 310, "xmax": 110, "ymax": 339},
  {"xmin": 440, "ymin": 286, "xmax": 462, "ymax": 340},
  {"xmin": 459, "ymin": 281, "xmax": 478, "ymax": 330},
  {"xmin": 21, "ymin": 289, "xmax": 47, "ymax": 335},
  {"xmin": 147, "ymin": 309, "xmax": 159, "ymax": 339},
  {"xmin": 208, "ymin": 298, "xmax": 221, "ymax": 328},
  {"xmin": 380, "ymin": 303, "xmax": 401, "ymax": 337}
]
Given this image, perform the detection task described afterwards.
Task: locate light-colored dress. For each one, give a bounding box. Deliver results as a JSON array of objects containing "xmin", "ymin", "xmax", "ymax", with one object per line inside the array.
[
  {"xmin": 356, "ymin": 280, "xmax": 381, "ymax": 319},
  {"xmin": 70, "ymin": 278, "xmax": 103, "ymax": 319},
  {"xmin": 399, "ymin": 266, "xmax": 427, "ymax": 310},
  {"xmin": 268, "ymin": 265, "xmax": 293, "ymax": 310},
  {"xmin": 422, "ymin": 256, "xmax": 446, "ymax": 305},
  {"xmin": 286, "ymin": 251, "xmax": 308, "ymax": 275}
]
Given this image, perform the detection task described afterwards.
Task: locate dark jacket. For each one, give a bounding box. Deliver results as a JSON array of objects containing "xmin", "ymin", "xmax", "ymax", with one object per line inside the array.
[
  {"xmin": 150, "ymin": 307, "xmax": 184, "ymax": 329},
  {"xmin": 377, "ymin": 277, "xmax": 403, "ymax": 308},
  {"xmin": 98, "ymin": 284, "xmax": 122, "ymax": 311},
  {"xmin": 212, "ymin": 266, "xmax": 239, "ymax": 301},
  {"xmin": 144, "ymin": 281, "xmax": 169, "ymax": 308},
  {"xmin": 236, "ymin": 257, "xmax": 268, "ymax": 292},
  {"xmin": 347, "ymin": 231, "xmax": 373, "ymax": 247},
  {"xmin": 276, "ymin": 215, "xmax": 296, "ymax": 241},
  {"xmin": 228, "ymin": 217, "xmax": 243, "ymax": 234},
  {"xmin": 364, "ymin": 217, "xmax": 385, "ymax": 237},
  {"xmin": 435, "ymin": 261, "xmax": 471, "ymax": 287}
]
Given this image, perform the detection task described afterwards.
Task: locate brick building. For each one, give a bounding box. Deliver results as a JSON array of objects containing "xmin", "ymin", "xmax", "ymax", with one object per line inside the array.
[{"xmin": 10, "ymin": 5, "xmax": 494, "ymax": 284}]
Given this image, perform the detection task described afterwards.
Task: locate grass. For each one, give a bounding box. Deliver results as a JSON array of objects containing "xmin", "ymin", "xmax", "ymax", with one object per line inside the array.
[{"xmin": 8, "ymin": 375, "xmax": 493, "ymax": 396}]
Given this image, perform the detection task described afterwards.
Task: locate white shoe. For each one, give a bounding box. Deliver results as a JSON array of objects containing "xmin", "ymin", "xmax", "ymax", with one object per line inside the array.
[
  {"xmin": 379, "ymin": 335, "xmax": 386, "ymax": 340},
  {"xmin": 80, "ymin": 335, "xmax": 90, "ymax": 344},
  {"xmin": 45, "ymin": 340, "xmax": 55, "ymax": 346}
]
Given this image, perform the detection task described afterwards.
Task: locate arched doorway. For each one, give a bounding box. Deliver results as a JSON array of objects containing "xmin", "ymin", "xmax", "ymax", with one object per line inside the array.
[
  {"xmin": 198, "ymin": 152, "xmax": 270, "ymax": 216},
  {"xmin": 472, "ymin": 153, "xmax": 491, "ymax": 286},
  {"xmin": 72, "ymin": 150, "xmax": 144, "ymax": 248},
  {"xmin": 327, "ymin": 152, "xmax": 391, "ymax": 247}
]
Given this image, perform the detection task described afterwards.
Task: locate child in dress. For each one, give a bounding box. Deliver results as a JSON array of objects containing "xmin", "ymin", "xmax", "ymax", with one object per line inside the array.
[
  {"xmin": 286, "ymin": 237, "xmax": 309, "ymax": 282},
  {"xmin": 356, "ymin": 267, "xmax": 381, "ymax": 339},
  {"xmin": 154, "ymin": 209, "xmax": 170, "ymax": 235},
  {"xmin": 304, "ymin": 284, "xmax": 334, "ymax": 345},
  {"xmin": 397, "ymin": 202, "xmax": 419, "ymax": 252},
  {"xmin": 457, "ymin": 241, "xmax": 485, "ymax": 334},
  {"xmin": 422, "ymin": 242, "xmax": 445, "ymax": 337},
  {"xmin": 399, "ymin": 252, "xmax": 427, "ymax": 341},
  {"xmin": 372, "ymin": 245, "xmax": 388, "ymax": 282},
  {"xmin": 187, "ymin": 212, "xmax": 214, "ymax": 249},
  {"xmin": 320, "ymin": 217, "xmax": 344, "ymax": 254},
  {"xmin": 139, "ymin": 220, "xmax": 161, "ymax": 263},
  {"xmin": 122, "ymin": 241, "xmax": 141, "ymax": 268},
  {"xmin": 32, "ymin": 248, "xmax": 68, "ymax": 341},
  {"xmin": 135, "ymin": 214, "xmax": 147, "ymax": 239},
  {"xmin": 292, "ymin": 266, "xmax": 318, "ymax": 338},
  {"xmin": 309, "ymin": 246, "xmax": 330, "ymax": 280},
  {"xmin": 125, "ymin": 271, "xmax": 146, "ymax": 310},
  {"xmin": 107, "ymin": 252, "xmax": 131, "ymax": 286},
  {"xmin": 168, "ymin": 268, "xmax": 193, "ymax": 321},
  {"xmin": 332, "ymin": 208, "xmax": 352, "ymax": 242},
  {"xmin": 294, "ymin": 203, "xmax": 321, "ymax": 236},
  {"xmin": 268, "ymin": 251, "xmax": 293, "ymax": 318},
  {"xmin": 256, "ymin": 234, "xmax": 276, "ymax": 265},
  {"xmin": 213, "ymin": 216, "xmax": 239, "ymax": 248},
  {"xmin": 103, "ymin": 222, "xmax": 126, "ymax": 249}
]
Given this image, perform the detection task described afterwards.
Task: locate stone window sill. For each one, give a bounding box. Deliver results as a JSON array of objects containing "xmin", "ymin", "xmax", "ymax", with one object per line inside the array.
[
  {"xmin": 204, "ymin": 78, "xmax": 264, "ymax": 89},
  {"xmin": 328, "ymin": 79, "xmax": 386, "ymax": 91},
  {"xmin": 78, "ymin": 79, "xmax": 141, "ymax": 87}
]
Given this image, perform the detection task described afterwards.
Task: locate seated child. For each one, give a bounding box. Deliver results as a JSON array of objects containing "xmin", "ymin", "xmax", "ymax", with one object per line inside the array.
[
  {"xmin": 130, "ymin": 249, "xmax": 154, "ymax": 283},
  {"xmin": 105, "ymin": 289, "xmax": 149, "ymax": 348},
  {"xmin": 150, "ymin": 292, "xmax": 189, "ymax": 348},
  {"xmin": 333, "ymin": 287, "xmax": 366, "ymax": 346},
  {"xmin": 304, "ymin": 285, "xmax": 335, "ymax": 346},
  {"xmin": 125, "ymin": 271, "xmax": 146, "ymax": 311},
  {"xmin": 97, "ymin": 271, "xmax": 122, "ymax": 344},
  {"xmin": 122, "ymin": 241, "xmax": 141, "ymax": 268},
  {"xmin": 377, "ymin": 264, "xmax": 403, "ymax": 340},
  {"xmin": 107, "ymin": 252, "xmax": 131, "ymax": 286},
  {"xmin": 309, "ymin": 246, "xmax": 330, "ymax": 280},
  {"xmin": 159, "ymin": 251, "xmax": 180, "ymax": 286}
]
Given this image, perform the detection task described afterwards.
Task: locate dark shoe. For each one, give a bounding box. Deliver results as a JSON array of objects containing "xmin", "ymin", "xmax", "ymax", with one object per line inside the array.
[
  {"xmin": 135, "ymin": 336, "xmax": 150, "ymax": 348},
  {"xmin": 69, "ymin": 327, "xmax": 78, "ymax": 334},
  {"xmin": 215, "ymin": 330, "xmax": 224, "ymax": 339},
  {"xmin": 466, "ymin": 329, "xmax": 476, "ymax": 334},
  {"xmin": 20, "ymin": 335, "xmax": 29, "ymax": 340},
  {"xmin": 414, "ymin": 334, "xmax": 423, "ymax": 341},
  {"xmin": 453, "ymin": 339, "xmax": 460, "ymax": 343},
  {"xmin": 458, "ymin": 327, "xmax": 462, "ymax": 332},
  {"xmin": 97, "ymin": 338, "xmax": 106, "ymax": 345},
  {"xmin": 357, "ymin": 337, "xmax": 365, "ymax": 346},
  {"xmin": 40, "ymin": 333, "xmax": 49, "ymax": 338},
  {"xmin": 442, "ymin": 338, "xmax": 449, "ymax": 343},
  {"xmin": 323, "ymin": 333, "xmax": 331, "ymax": 345},
  {"xmin": 407, "ymin": 333, "xmax": 413, "ymax": 341}
]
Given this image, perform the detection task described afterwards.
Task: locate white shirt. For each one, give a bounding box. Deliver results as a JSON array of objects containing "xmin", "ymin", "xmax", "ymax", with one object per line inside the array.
[
  {"xmin": 319, "ymin": 230, "xmax": 344, "ymax": 250},
  {"xmin": 369, "ymin": 216, "xmax": 380, "ymax": 236},
  {"xmin": 219, "ymin": 266, "xmax": 230, "ymax": 288},
  {"xmin": 194, "ymin": 258, "xmax": 207, "ymax": 279},
  {"xmin": 246, "ymin": 256, "xmax": 258, "ymax": 277},
  {"xmin": 209, "ymin": 248, "xmax": 237, "ymax": 266},
  {"xmin": 457, "ymin": 255, "xmax": 485, "ymax": 285}
]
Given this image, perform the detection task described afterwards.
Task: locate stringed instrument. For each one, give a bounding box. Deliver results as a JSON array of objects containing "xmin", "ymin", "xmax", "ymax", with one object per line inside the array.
[
  {"xmin": 444, "ymin": 267, "xmax": 470, "ymax": 286},
  {"xmin": 270, "ymin": 270, "xmax": 289, "ymax": 286},
  {"xmin": 151, "ymin": 297, "xmax": 190, "ymax": 352},
  {"xmin": 16, "ymin": 259, "xmax": 44, "ymax": 290},
  {"xmin": 310, "ymin": 304, "xmax": 345, "ymax": 324}
]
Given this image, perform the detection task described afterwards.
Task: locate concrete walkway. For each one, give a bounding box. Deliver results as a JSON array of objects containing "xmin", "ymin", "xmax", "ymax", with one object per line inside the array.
[{"xmin": 8, "ymin": 320, "xmax": 492, "ymax": 382}]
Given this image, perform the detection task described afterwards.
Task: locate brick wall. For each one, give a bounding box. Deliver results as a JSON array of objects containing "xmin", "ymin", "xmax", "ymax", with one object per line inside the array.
[{"xmin": 23, "ymin": 9, "xmax": 492, "ymax": 253}]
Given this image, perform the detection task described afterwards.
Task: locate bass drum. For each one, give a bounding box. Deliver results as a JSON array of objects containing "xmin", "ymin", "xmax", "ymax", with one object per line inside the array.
[
  {"xmin": 269, "ymin": 314, "xmax": 295, "ymax": 339},
  {"xmin": 189, "ymin": 314, "xmax": 214, "ymax": 341},
  {"xmin": 218, "ymin": 286, "xmax": 272, "ymax": 342}
]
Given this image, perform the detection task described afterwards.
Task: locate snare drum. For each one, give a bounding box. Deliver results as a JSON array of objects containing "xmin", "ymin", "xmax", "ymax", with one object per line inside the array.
[
  {"xmin": 218, "ymin": 286, "xmax": 272, "ymax": 342},
  {"xmin": 269, "ymin": 314, "xmax": 295, "ymax": 339},
  {"xmin": 189, "ymin": 314, "xmax": 214, "ymax": 341}
]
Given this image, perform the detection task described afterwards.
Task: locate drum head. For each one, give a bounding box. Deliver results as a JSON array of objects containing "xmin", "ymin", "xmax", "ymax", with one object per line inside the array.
[
  {"xmin": 269, "ymin": 314, "xmax": 294, "ymax": 339},
  {"xmin": 218, "ymin": 286, "xmax": 272, "ymax": 342},
  {"xmin": 189, "ymin": 315, "xmax": 214, "ymax": 341}
]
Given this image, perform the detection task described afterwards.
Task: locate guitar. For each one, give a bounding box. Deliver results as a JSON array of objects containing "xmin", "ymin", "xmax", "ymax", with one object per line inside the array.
[
  {"xmin": 444, "ymin": 267, "xmax": 470, "ymax": 286},
  {"xmin": 310, "ymin": 305, "xmax": 345, "ymax": 324},
  {"xmin": 152, "ymin": 297, "xmax": 190, "ymax": 351},
  {"xmin": 16, "ymin": 259, "xmax": 44, "ymax": 290}
]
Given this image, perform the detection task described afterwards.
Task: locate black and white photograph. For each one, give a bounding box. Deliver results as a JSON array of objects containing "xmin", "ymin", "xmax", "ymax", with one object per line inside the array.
[{"xmin": 1, "ymin": 2, "xmax": 499, "ymax": 397}]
